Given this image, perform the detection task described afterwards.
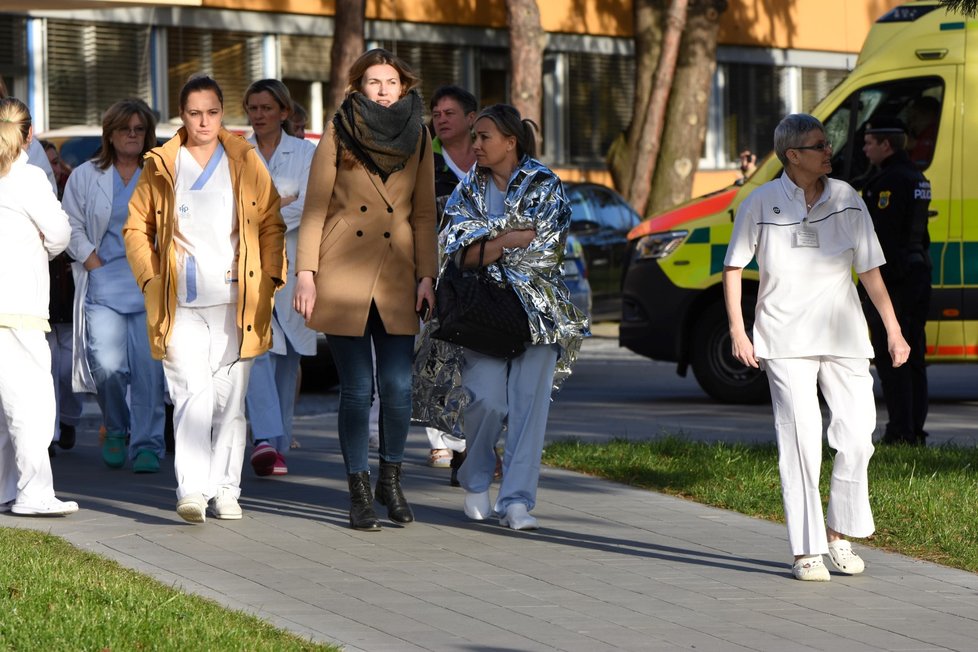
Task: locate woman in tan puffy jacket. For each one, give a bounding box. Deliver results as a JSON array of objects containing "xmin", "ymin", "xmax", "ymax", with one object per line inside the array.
[{"xmin": 125, "ymin": 75, "xmax": 285, "ymax": 524}]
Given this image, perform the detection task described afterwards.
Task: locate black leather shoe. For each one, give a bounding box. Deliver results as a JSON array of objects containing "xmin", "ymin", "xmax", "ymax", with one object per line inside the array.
[
  {"xmin": 375, "ymin": 461, "xmax": 414, "ymax": 523},
  {"xmin": 57, "ymin": 423, "xmax": 76, "ymax": 450},
  {"xmin": 347, "ymin": 472, "xmax": 381, "ymax": 531}
]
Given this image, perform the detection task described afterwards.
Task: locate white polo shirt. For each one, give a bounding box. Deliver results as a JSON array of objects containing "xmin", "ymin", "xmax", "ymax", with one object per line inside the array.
[{"xmin": 724, "ymin": 174, "xmax": 885, "ymax": 359}]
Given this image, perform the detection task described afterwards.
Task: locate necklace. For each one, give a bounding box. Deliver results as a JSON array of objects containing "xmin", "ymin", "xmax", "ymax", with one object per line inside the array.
[{"xmin": 805, "ymin": 183, "xmax": 821, "ymax": 209}]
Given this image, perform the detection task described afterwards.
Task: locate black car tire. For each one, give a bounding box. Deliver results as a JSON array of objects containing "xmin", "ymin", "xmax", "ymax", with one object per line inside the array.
[{"xmin": 689, "ymin": 301, "xmax": 770, "ymax": 404}]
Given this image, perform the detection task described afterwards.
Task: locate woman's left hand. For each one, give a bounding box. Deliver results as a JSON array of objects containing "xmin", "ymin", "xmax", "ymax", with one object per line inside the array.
[
  {"xmin": 888, "ymin": 331, "xmax": 911, "ymax": 368},
  {"xmin": 416, "ymin": 277, "xmax": 435, "ymax": 321}
]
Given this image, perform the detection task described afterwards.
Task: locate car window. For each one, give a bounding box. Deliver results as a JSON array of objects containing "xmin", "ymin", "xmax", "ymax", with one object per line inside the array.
[
  {"xmin": 590, "ymin": 188, "xmax": 634, "ymax": 231},
  {"xmin": 822, "ymin": 76, "xmax": 944, "ymax": 181},
  {"xmin": 568, "ymin": 188, "xmax": 597, "ymax": 227},
  {"xmin": 58, "ymin": 136, "xmax": 103, "ymax": 169}
]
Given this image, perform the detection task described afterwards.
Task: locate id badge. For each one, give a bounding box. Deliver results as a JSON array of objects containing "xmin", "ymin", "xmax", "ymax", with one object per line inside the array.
[{"xmin": 792, "ymin": 226, "xmax": 820, "ymax": 248}]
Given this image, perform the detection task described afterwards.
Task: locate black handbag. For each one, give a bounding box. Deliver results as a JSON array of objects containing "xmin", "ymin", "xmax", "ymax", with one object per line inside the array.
[{"xmin": 432, "ymin": 240, "xmax": 531, "ymax": 359}]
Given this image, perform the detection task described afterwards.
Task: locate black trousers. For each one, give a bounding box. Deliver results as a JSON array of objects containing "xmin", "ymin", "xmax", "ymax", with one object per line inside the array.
[{"xmin": 865, "ymin": 264, "xmax": 931, "ymax": 444}]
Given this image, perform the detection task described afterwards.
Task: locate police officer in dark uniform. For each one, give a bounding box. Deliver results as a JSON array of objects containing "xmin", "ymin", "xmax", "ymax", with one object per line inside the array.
[{"xmin": 861, "ymin": 116, "xmax": 932, "ymax": 445}]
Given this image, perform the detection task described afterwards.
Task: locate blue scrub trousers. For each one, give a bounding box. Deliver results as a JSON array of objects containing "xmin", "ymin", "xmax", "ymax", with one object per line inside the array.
[
  {"xmin": 84, "ymin": 303, "xmax": 166, "ymax": 460},
  {"xmin": 457, "ymin": 344, "xmax": 559, "ymax": 514}
]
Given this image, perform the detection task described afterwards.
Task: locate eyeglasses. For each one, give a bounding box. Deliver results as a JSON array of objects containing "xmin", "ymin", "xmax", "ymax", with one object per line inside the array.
[
  {"xmin": 115, "ymin": 126, "xmax": 147, "ymax": 136},
  {"xmin": 790, "ymin": 141, "xmax": 832, "ymax": 152}
]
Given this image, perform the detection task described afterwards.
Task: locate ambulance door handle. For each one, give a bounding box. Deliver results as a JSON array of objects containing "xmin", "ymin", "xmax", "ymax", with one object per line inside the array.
[
  {"xmin": 928, "ymin": 210, "xmax": 939, "ymax": 219},
  {"xmin": 915, "ymin": 49, "xmax": 948, "ymax": 61}
]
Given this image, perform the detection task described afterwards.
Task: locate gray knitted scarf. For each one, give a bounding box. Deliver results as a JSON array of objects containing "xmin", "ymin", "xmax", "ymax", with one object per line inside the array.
[{"xmin": 334, "ymin": 89, "xmax": 424, "ymax": 181}]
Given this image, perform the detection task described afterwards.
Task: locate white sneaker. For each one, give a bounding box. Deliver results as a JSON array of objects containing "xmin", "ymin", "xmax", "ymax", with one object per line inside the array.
[
  {"xmin": 11, "ymin": 497, "xmax": 79, "ymax": 516},
  {"xmin": 176, "ymin": 493, "xmax": 207, "ymax": 523},
  {"xmin": 463, "ymin": 490, "xmax": 491, "ymax": 520},
  {"xmin": 499, "ymin": 503, "xmax": 539, "ymax": 531},
  {"xmin": 791, "ymin": 555, "xmax": 830, "ymax": 581},
  {"xmin": 827, "ymin": 539, "xmax": 865, "ymax": 575},
  {"xmin": 209, "ymin": 490, "xmax": 243, "ymax": 520}
]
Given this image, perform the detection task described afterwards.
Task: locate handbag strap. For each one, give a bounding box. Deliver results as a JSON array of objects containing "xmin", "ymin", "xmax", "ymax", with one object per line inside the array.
[{"xmin": 477, "ymin": 239, "xmax": 487, "ymax": 267}]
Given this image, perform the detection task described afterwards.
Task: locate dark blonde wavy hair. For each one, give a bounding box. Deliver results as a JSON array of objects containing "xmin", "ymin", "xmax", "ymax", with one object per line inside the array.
[{"xmin": 345, "ymin": 48, "xmax": 420, "ymax": 99}]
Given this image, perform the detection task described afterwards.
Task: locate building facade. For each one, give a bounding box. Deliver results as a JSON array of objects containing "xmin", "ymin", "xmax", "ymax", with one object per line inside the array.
[{"xmin": 0, "ymin": 0, "xmax": 902, "ymax": 193}]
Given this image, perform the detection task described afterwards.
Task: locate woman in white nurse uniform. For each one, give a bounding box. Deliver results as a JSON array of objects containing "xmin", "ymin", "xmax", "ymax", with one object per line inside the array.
[
  {"xmin": 723, "ymin": 113, "xmax": 910, "ymax": 581},
  {"xmin": 241, "ymin": 79, "xmax": 317, "ymax": 477},
  {"xmin": 124, "ymin": 75, "xmax": 285, "ymax": 523}
]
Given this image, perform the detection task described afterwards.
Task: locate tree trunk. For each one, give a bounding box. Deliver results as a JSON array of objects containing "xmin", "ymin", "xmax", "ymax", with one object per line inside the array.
[
  {"xmin": 607, "ymin": 0, "xmax": 664, "ymax": 195},
  {"xmin": 325, "ymin": 0, "xmax": 365, "ymax": 118},
  {"xmin": 647, "ymin": 2, "xmax": 724, "ymax": 216},
  {"xmin": 626, "ymin": 0, "xmax": 688, "ymax": 215},
  {"xmin": 506, "ymin": 0, "xmax": 545, "ymax": 128}
]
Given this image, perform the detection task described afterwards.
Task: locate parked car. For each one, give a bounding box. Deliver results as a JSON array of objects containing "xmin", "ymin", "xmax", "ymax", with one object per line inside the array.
[
  {"xmin": 564, "ymin": 182, "xmax": 641, "ymax": 322},
  {"xmin": 39, "ymin": 124, "xmax": 258, "ymax": 170},
  {"xmin": 564, "ymin": 233, "xmax": 592, "ymax": 320}
]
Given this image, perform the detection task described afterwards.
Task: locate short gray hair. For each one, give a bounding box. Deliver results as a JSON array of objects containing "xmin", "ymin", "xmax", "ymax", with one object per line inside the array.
[{"xmin": 774, "ymin": 113, "xmax": 825, "ymax": 167}]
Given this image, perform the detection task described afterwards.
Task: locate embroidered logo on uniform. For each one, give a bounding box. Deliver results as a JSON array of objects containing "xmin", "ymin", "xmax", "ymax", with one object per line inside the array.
[
  {"xmin": 773, "ymin": 207, "xmax": 781, "ymax": 214},
  {"xmin": 877, "ymin": 191, "xmax": 891, "ymax": 209},
  {"xmin": 179, "ymin": 204, "xmax": 189, "ymax": 214}
]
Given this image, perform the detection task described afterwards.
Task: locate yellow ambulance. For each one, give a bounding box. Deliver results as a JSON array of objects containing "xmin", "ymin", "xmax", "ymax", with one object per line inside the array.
[{"xmin": 620, "ymin": 0, "xmax": 977, "ymax": 402}]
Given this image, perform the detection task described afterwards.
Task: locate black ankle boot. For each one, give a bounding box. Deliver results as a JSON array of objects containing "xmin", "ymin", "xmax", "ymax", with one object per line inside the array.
[
  {"xmin": 375, "ymin": 461, "xmax": 414, "ymax": 523},
  {"xmin": 347, "ymin": 472, "xmax": 381, "ymax": 531},
  {"xmin": 449, "ymin": 450, "xmax": 466, "ymax": 487}
]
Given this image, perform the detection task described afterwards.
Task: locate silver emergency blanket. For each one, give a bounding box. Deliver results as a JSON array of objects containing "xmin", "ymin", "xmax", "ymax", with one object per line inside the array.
[{"xmin": 412, "ymin": 156, "xmax": 590, "ymax": 434}]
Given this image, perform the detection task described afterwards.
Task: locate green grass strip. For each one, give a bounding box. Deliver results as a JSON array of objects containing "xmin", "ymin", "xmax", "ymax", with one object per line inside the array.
[
  {"xmin": 0, "ymin": 528, "xmax": 337, "ymax": 651},
  {"xmin": 543, "ymin": 437, "xmax": 978, "ymax": 572}
]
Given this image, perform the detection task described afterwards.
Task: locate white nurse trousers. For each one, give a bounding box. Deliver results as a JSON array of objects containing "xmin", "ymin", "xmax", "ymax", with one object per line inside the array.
[
  {"xmin": 764, "ymin": 356, "xmax": 877, "ymax": 557},
  {"xmin": 163, "ymin": 304, "xmax": 253, "ymax": 501},
  {"xmin": 0, "ymin": 328, "xmax": 59, "ymax": 506}
]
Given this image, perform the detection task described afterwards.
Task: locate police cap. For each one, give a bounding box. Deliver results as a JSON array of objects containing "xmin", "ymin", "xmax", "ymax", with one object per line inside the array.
[{"xmin": 865, "ymin": 115, "xmax": 908, "ymax": 135}]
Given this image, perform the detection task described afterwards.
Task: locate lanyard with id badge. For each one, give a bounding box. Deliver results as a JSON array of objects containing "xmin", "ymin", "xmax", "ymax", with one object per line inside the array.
[
  {"xmin": 792, "ymin": 217, "xmax": 819, "ymax": 249},
  {"xmin": 174, "ymin": 144, "xmax": 237, "ymax": 306}
]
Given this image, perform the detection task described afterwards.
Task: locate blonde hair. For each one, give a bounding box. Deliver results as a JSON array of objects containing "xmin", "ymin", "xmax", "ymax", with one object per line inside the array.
[
  {"xmin": 243, "ymin": 78, "xmax": 295, "ymax": 137},
  {"xmin": 0, "ymin": 97, "xmax": 31, "ymax": 177}
]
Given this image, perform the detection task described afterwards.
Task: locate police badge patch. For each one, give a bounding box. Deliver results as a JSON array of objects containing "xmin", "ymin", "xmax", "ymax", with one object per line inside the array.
[{"xmin": 878, "ymin": 191, "xmax": 891, "ymax": 209}]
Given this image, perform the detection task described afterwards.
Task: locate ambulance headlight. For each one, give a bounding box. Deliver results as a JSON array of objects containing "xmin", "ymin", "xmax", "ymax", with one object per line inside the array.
[{"xmin": 633, "ymin": 230, "xmax": 688, "ymax": 260}]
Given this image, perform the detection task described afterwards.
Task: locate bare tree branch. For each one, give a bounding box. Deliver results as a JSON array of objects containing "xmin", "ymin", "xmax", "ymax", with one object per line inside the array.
[{"xmin": 938, "ymin": 0, "xmax": 978, "ymax": 16}]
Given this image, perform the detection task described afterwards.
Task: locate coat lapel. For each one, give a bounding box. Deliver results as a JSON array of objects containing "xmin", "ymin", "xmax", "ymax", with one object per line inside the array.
[{"xmin": 365, "ymin": 167, "xmax": 394, "ymax": 208}]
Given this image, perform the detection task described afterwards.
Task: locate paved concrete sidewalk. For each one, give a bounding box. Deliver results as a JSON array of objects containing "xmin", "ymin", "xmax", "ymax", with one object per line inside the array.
[{"xmin": 6, "ymin": 406, "xmax": 978, "ymax": 652}]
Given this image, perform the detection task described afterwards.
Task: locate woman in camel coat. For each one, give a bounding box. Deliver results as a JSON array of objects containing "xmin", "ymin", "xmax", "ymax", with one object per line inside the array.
[{"xmin": 294, "ymin": 48, "xmax": 437, "ymax": 531}]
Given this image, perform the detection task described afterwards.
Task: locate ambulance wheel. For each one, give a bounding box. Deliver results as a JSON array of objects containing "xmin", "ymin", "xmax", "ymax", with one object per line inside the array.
[{"xmin": 690, "ymin": 301, "xmax": 770, "ymax": 404}]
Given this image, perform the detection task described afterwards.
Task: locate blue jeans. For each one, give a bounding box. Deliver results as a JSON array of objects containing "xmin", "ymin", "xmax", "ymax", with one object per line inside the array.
[
  {"xmin": 327, "ymin": 305, "xmax": 415, "ymax": 474},
  {"xmin": 245, "ymin": 340, "xmax": 301, "ymax": 454},
  {"xmin": 84, "ymin": 303, "xmax": 166, "ymax": 460}
]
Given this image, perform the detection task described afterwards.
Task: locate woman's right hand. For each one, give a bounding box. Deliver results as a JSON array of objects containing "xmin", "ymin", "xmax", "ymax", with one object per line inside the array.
[
  {"xmin": 293, "ymin": 270, "xmax": 317, "ymax": 321},
  {"xmin": 83, "ymin": 252, "xmax": 103, "ymax": 271},
  {"xmin": 730, "ymin": 330, "xmax": 759, "ymax": 369}
]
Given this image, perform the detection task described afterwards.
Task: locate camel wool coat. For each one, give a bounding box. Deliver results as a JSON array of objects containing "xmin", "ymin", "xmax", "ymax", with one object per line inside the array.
[{"xmin": 295, "ymin": 122, "xmax": 438, "ymax": 336}]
